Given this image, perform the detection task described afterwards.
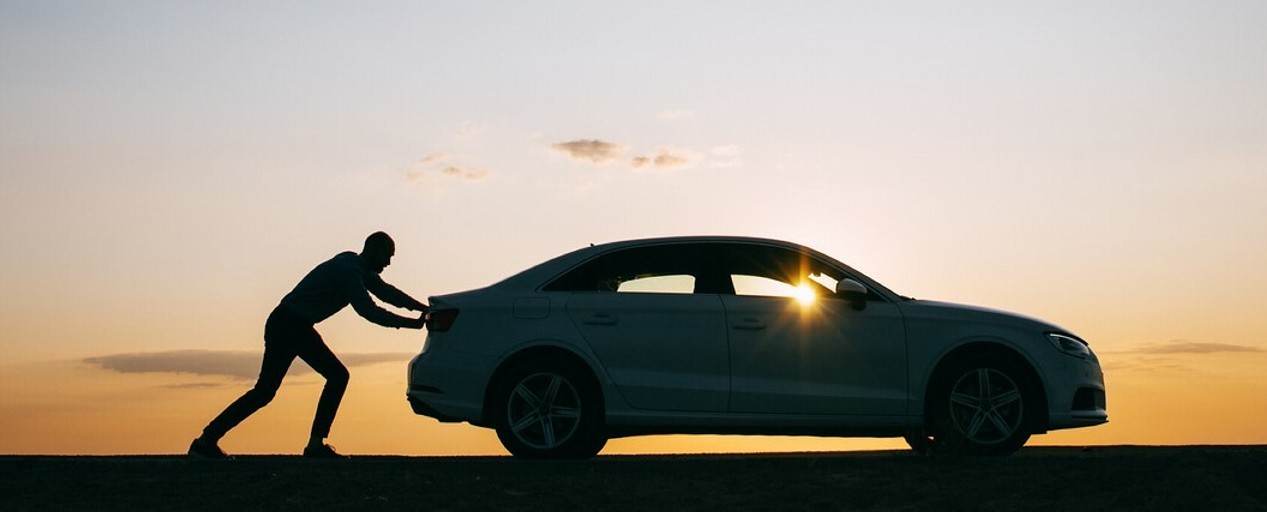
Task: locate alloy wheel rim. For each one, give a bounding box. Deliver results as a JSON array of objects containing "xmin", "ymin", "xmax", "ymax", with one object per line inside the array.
[
  {"xmin": 948, "ymin": 368, "xmax": 1023, "ymax": 444},
  {"xmin": 506, "ymin": 372, "xmax": 582, "ymax": 449}
]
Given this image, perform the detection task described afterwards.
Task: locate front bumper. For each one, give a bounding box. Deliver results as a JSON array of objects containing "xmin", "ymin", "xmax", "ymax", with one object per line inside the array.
[{"xmin": 1044, "ymin": 355, "xmax": 1108, "ymax": 430}]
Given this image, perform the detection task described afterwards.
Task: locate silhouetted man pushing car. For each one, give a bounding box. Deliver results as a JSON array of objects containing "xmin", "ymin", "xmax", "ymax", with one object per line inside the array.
[{"xmin": 189, "ymin": 232, "xmax": 428, "ymax": 459}]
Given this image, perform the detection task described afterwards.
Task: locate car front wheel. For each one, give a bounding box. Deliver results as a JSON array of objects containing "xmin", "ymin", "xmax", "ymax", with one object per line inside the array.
[
  {"xmin": 492, "ymin": 359, "xmax": 606, "ymax": 459},
  {"xmin": 918, "ymin": 356, "xmax": 1035, "ymax": 456}
]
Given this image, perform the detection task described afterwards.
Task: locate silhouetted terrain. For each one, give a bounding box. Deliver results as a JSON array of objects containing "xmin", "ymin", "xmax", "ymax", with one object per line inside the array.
[{"xmin": 3, "ymin": 446, "xmax": 1264, "ymax": 511}]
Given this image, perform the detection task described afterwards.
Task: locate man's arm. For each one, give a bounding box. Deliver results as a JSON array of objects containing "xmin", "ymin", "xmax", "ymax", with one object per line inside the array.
[
  {"xmin": 346, "ymin": 275, "xmax": 426, "ymax": 329},
  {"xmin": 364, "ymin": 273, "xmax": 428, "ymax": 312}
]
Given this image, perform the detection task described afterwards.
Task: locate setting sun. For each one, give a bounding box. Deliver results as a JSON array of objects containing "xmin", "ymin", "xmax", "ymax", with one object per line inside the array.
[{"xmin": 793, "ymin": 283, "xmax": 817, "ymax": 306}]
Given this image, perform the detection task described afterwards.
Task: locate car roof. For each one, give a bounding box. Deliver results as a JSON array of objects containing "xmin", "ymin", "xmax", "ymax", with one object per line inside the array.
[
  {"xmin": 491, "ymin": 236, "xmax": 898, "ymax": 300},
  {"xmin": 587, "ymin": 235, "xmax": 807, "ymax": 254}
]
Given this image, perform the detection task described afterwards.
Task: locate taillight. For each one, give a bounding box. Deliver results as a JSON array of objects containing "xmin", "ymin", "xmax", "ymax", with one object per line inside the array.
[{"xmin": 426, "ymin": 309, "xmax": 459, "ymax": 332}]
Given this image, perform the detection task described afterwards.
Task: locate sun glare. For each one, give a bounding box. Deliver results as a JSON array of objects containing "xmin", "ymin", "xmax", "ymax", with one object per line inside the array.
[{"xmin": 794, "ymin": 283, "xmax": 816, "ymax": 306}]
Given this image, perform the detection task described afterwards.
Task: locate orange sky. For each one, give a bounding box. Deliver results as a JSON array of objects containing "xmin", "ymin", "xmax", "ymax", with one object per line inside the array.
[
  {"xmin": 2, "ymin": 341, "xmax": 1265, "ymax": 455},
  {"xmin": 2, "ymin": 2, "xmax": 1265, "ymax": 455}
]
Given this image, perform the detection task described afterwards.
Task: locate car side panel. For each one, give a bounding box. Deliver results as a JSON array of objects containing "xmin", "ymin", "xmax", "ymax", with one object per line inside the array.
[
  {"xmin": 725, "ymin": 296, "xmax": 908, "ymax": 415},
  {"xmin": 566, "ymin": 292, "xmax": 730, "ymax": 412}
]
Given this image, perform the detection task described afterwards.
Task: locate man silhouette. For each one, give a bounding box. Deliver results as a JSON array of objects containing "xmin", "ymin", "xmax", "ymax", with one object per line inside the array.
[{"xmin": 188, "ymin": 232, "xmax": 427, "ymax": 459}]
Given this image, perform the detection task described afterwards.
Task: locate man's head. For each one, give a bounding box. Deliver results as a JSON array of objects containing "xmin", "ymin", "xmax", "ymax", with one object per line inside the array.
[{"xmin": 361, "ymin": 231, "xmax": 395, "ymax": 274}]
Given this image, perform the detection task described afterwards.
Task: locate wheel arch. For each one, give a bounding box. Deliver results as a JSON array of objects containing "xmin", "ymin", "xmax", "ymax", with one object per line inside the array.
[
  {"xmin": 923, "ymin": 341, "xmax": 1050, "ymax": 434},
  {"xmin": 481, "ymin": 344, "xmax": 606, "ymax": 426}
]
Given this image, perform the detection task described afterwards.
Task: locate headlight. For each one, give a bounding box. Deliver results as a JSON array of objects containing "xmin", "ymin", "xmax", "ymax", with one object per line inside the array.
[{"xmin": 1047, "ymin": 333, "xmax": 1091, "ymax": 359}]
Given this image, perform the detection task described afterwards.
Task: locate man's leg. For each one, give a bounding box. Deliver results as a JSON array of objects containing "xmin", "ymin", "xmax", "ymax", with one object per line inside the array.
[
  {"xmin": 196, "ymin": 307, "xmax": 300, "ymax": 451},
  {"xmin": 295, "ymin": 331, "xmax": 349, "ymax": 448},
  {"xmin": 199, "ymin": 341, "xmax": 296, "ymax": 443}
]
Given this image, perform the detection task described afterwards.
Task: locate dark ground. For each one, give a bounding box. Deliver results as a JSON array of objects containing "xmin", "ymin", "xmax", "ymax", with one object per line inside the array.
[{"xmin": 2, "ymin": 446, "xmax": 1264, "ymax": 511}]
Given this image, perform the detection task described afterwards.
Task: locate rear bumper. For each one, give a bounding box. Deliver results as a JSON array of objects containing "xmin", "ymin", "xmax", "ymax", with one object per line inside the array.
[
  {"xmin": 405, "ymin": 346, "xmax": 491, "ymax": 425},
  {"xmin": 407, "ymin": 396, "xmax": 464, "ymax": 423}
]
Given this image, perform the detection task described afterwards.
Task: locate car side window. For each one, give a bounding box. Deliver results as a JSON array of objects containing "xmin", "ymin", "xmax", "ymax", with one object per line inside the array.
[
  {"xmin": 543, "ymin": 244, "xmax": 708, "ymax": 294},
  {"xmin": 719, "ymin": 244, "xmax": 838, "ymax": 299},
  {"xmin": 616, "ymin": 274, "xmax": 695, "ymax": 294},
  {"xmin": 731, "ymin": 274, "xmax": 804, "ymax": 298}
]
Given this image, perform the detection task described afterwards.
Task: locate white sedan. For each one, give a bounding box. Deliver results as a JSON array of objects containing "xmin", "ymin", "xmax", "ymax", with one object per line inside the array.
[{"xmin": 407, "ymin": 237, "xmax": 1107, "ymax": 458}]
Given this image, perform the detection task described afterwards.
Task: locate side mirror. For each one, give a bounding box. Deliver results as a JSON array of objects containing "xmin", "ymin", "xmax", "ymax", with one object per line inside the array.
[{"xmin": 836, "ymin": 278, "xmax": 868, "ymax": 311}]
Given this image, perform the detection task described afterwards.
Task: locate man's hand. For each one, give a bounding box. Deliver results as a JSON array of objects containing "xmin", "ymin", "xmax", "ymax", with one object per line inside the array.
[{"xmin": 409, "ymin": 313, "xmax": 428, "ymax": 329}]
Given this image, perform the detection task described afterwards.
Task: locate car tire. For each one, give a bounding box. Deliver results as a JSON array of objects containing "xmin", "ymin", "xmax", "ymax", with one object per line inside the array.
[
  {"xmin": 492, "ymin": 358, "xmax": 606, "ymax": 459},
  {"xmin": 922, "ymin": 355, "xmax": 1034, "ymax": 456}
]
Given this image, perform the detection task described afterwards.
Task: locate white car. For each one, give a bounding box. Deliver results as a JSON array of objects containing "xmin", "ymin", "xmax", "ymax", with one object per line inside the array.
[{"xmin": 407, "ymin": 237, "xmax": 1107, "ymax": 458}]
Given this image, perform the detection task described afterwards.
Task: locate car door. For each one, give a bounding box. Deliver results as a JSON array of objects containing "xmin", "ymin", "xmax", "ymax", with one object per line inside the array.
[
  {"xmin": 548, "ymin": 243, "xmax": 730, "ymax": 412},
  {"xmin": 718, "ymin": 244, "xmax": 908, "ymax": 415}
]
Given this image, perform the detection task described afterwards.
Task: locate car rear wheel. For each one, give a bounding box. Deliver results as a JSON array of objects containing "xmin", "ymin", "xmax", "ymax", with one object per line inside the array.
[
  {"xmin": 918, "ymin": 356, "xmax": 1034, "ymax": 456},
  {"xmin": 492, "ymin": 359, "xmax": 606, "ymax": 459}
]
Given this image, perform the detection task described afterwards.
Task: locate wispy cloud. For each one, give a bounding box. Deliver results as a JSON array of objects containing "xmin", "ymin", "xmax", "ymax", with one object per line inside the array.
[
  {"xmin": 631, "ymin": 147, "xmax": 695, "ymax": 172},
  {"xmin": 409, "ymin": 168, "xmax": 489, "ymax": 182},
  {"xmin": 440, "ymin": 165, "xmax": 489, "ymax": 180},
  {"xmin": 1098, "ymin": 357, "xmax": 1189, "ymax": 373},
  {"xmin": 418, "ymin": 152, "xmax": 448, "ymax": 165},
  {"xmin": 407, "ymin": 123, "xmax": 495, "ymax": 185},
  {"xmin": 84, "ymin": 350, "xmax": 414, "ymax": 380},
  {"xmin": 706, "ymin": 145, "xmax": 742, "ymax": 168},
  {"xmin": 1098, "ymin": 339, "xmax": 1264, "ymax": 373},
  {"xmin": 551, "ymin": 139, "xmax": 628, "ymax": 164},
  {"xmin": 1130, "ymin": 341, "xmax": 1263, "ymax": 355},
  {"xmin": 447, "ymin": 122, "xmax": 487, "ymax": 143},
  {"xmin": 165, "ymin": 382, "xmax": 232, "ymax": 390},
  {"xmin": 552, "ymin": 138, "xmax": 741, "ymax": 174},
  {"xmin": 408, "ymin": 152, "xmax": 489, "ymax": 184}
]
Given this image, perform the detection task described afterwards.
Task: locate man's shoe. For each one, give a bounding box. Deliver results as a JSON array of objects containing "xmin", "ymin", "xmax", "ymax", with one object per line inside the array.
[
  {"xmin": 303, "ymin": 443, "xmax": 348, "ymax": 459},
  {"xmin": 188, "ymin": 438, "xmax": 231, "ymax": 460}
]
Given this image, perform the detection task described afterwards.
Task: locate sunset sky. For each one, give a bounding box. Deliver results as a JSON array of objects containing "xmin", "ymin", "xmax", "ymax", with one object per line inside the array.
[{"xmin": 2, "ymin": 1, "xmax": 1265, "ymax": 455}]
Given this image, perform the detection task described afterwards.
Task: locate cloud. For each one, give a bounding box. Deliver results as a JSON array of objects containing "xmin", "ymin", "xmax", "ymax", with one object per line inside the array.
[
  {"xmin": 552, "ymin": 138, "xmax": 736, "ymax": 173},
  {"xmin": 446, "ymin": 122, "xmax": 487, "ymax": 143},
  {"xmin": 706, "ymin": 145, "xmax": 742, "ymax": 168},
  {"xmin": 165, "ymin": 382, "xmax": 232, "ymax": 390},
  {"xmin": 1130, "ymin": 341, "xmax": 1263, "ymax": 355},
  {"xmin": 1098, "ymin": 340, "xmax": 1265, "ymax": 373},
  {"xmin": 408, "ymin": 153, "xmax": 489, "ymax": 183},
  {"xmin": 1098, "ymin": 357, "xmax": 1189, "ymax": 373},
  {"xmin": 441, "ymin": 165, "xmax": 489, "ymax": 181},
  {"xmin": 418, "ymin": 152, "xmax": 448, "ymax": 165},
  {"xmin": 84, "ymin": 350, "xmax": 415, "ymax": 380},
  {"xmin": 551, "ymin": 139, "xmax": 628, "ymax": 164},
  {"xmin": 653, "ymin": 151, "xmax": 689, "ymax": 169},
  {"xmin": 407, "ymin": 165, "xmax": 488, "ymax": 182},
  {"xmin": 631, "ymin": 148, "xmax": 695, "ymax": 172},
  {"xmin": 406, "ymin": 123, "xmax": 495, "ymax": 186}
]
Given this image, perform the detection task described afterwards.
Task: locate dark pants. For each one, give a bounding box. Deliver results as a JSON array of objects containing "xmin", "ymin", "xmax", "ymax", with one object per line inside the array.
[{"xmin": 202, "ymin": 306, "xmax": 350, "ymax": 441}]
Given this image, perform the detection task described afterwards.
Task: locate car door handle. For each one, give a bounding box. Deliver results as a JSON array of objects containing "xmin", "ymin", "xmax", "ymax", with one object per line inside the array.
[
  {"xmin": 732, "ymin": 317, "xmax": 766, "ymax": 330},
  {"xmin": 582, "ymin": 313, "xmax": 618, "ymax": 325}
]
